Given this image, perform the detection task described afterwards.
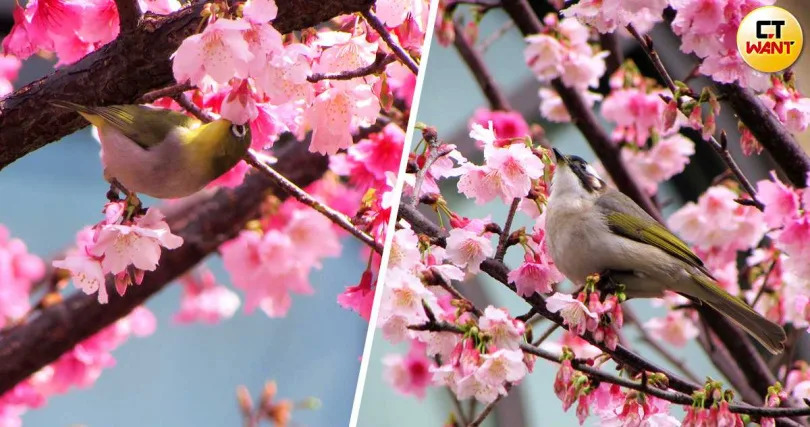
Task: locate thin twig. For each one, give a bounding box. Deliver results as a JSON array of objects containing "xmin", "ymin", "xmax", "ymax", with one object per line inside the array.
[
  {"xmin": 751, "ymin": 259, "xmax": 778, "ymax": 308},
  {"xmin": 433, "ymin": 275, "xmax": 484, "ymax": 317},
  {"xmin": 245, "ymin": 150, "xmax": 383, "ymax": 254},
  {"xmin": 478, "ymin": 20, "xmax": 515, "ymax": 53},
  {"xmin": 625, "ymin": 23, "xmax": 764, "ymax": 211},
  {"xmin": 531, "ymin": 322, "xmax": 559, "ymax": 347},
  {"xmin": 452, "ymin": 20, "xmax": 511, "ymax": 111},
  {"xmin": 307, "ymin": 53, "xmax": 396, "ymax": 82},
  {"xmin": 140, "ymin": 81, "xmax": 195, "ymax": 103},
  {"xmin": 467, "ymin": 393, "xmax": 505, "ymax": 426},
  {"xmin": 494, "ymin": 198, "xmax": 519, "ymax": 260},
  {"xmin": 410, "ymin": 128, "xmax": 448, "ymax": 207},
  {"xmin": 623, "ymin": 307, "xmax": 701, "ymax": 384},
  {"xmin": 114, "ymin": 0, "xmax": 141, "ymax": 33},
  {"xmin": 361, "ymin": 8, "xmax": 419, "ymax": 74},
  {"xmin": 173, "ymin": 93, "xmax": 214, "ymax": 123}
]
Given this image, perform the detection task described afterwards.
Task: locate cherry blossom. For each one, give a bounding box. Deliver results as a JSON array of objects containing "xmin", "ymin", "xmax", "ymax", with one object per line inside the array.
[
  {"xmin": 0, "ymin": 54, "xmax": 22, "ymax": 97},
  {"xmin": 174, "ymin": 268, "xmax": 240, "ymax": 324},
  {"xmin": 383, "ymin": 340, "xmax": 434, "ymax": 398},
  {"xmin": 478, "ymin": 306, "xmax": 525, "ymax": 350},
  {"xmin": 0, "ymin": 225, "xmax": 45, "ymax": 327},
  {"xmin": 305, "ymin": 84, "xmax": 381, "ymax": 155},
  {"xmin": 562, "ymin": 0, "xmax": 669, "ymax": 34},
  {"xmin": 445, "ymin": 228, "xmax": 494, "ymax": 274},
  {"xmin": 546, "ymin": 292, "xmax": 597, "ymax": 336},
  {"xmin": 643, "ymin": 311, "xmax": 700, "ymax": 347},
  {"xmin": 172, "ymin": 18, "xmax": 254, "ymax": 87}
]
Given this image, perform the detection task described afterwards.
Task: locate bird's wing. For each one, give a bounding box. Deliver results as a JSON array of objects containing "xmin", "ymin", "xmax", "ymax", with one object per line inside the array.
[
  {"xmin": 54, "ymin": 101, "xmax": 199, "ymax": 150},
  {"xmin": 596, "ymin": 190, "xmax": 705, "ymax": 270}
]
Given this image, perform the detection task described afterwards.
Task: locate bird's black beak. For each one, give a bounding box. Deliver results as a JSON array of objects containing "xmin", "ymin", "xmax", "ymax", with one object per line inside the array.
[{"xmin": 552, "ymin": 147, "xmax": 566, "ymax": 165}]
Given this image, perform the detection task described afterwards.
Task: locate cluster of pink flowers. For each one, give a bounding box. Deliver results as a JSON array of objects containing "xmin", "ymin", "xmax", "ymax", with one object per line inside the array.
[
  {"xmin": 523, "ymin": 15, "xmax": 605, "ymax": 123},
  {"xmin": 760, "ymin": 75, "xmax": 810, "ymax": 134},
  {"xmin": 0, "ymin": 54, "xmax": 21, "ymax": 98},
  {"xmin": 53, "ymin": 202, "xmax": 183, "ymax": 304},
  {"xmin": 0, "ymin": 306, "xmax": 155, "ymax": 427},
  {"xmin": 670, "ymin": 0, "xmax": 773, "ymax": 90},
  {"xmin": 561, "ymin": 0, "xmax": 668, "ymax": 34},
  {"xmin": 0, "ymin": 226, "xmax": 45, "ymax": 329},
  {"xmin": 601, "ymin": 64, "xmax": 695, "ymax": 195},
  {"xmin": 546, "ymin": 287, "xmax": 623, "ymax": 350},
  {"xmin": 430, "ymin": 307, "xmax": 530, "ymax": 404},
  {"xmin": 174, "ymin": 267, "xmax": 240, "ymax": 324}
]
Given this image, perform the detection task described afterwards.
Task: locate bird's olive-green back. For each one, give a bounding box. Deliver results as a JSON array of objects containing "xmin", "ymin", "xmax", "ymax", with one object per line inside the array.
[
  {"xmin": 54, "ymin": 101, "xmax": 200, "ymax": 149},
  {"xmin": 596, "ymin": 190, "xmax": 705, "ymax": 270}
]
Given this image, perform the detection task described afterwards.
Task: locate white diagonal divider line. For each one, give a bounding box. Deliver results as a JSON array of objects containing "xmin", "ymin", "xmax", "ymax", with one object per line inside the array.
[{"xmin": 348, "ymin": 1, "xmax": 440, "ymax": 425}]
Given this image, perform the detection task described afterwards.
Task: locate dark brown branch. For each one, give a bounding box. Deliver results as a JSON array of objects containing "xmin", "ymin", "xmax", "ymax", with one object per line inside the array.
[
  {"xmin": 452, "ymin": 21, "xmax": 511, "ymax": 111},
  {"xmin": 307, "ymin": 53, "xmax": 396, "ymax": 82},
  {"xmin": 361, "ymin": 8, "xmax": 419, "ymax": 75},
  {"xmin": 468, "ymin": 393, "xmax": 504, "ymax": 426},
  {"xmin": 173, "ymin": 93, "xmax": 214, "ymax": 122},
  {"xmin": 499, "ymin": 0, "xmax": 661, "ymax": 222},
  {"xmin": 494, "ymin": 198, "xmax": 519, "ymax": 261},
  {"xmin": 0, "ymin": 138, "xmax": 328, "ymax": 394},
  {"xmin": 623, "ymin": 307, "xmax": 700, "ymax": 384},
  {"xmin": 114, "ymin": 0, "xmax": 142, "ymax": 33},
  {"xmin": 415, "ymin": 320, "xmax": 810, "ymax": 420},
  {"xmin": 0, "ymin": 0, "xmax": 375, "ymax": 171},
  {"xmin": 717, "ymin": 83, "xmax": 810, "ymax": 188}
]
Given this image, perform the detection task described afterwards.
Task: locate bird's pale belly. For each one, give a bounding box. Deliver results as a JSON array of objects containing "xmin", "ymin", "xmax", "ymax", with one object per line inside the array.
[{"xmin": 99, "ymin": 129, "xmax": 208, "ymax": 199}]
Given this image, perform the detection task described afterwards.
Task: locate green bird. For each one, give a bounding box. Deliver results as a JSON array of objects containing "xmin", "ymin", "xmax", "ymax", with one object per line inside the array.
[
  {"xmin": 53, "ymin": 101, "xmax": 251, "ymax": 199},
  {"xmin": 546, "ymin": 148, "xmax": 787, "ymax": 354}
]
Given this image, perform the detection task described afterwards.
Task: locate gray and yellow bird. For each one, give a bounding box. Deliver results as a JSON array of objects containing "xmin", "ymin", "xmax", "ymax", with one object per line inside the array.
[
  {"xmin": 53, "ymin": 101, "xmax": 251, "ymax": 199},
  {"xmin": 545, "ymin": 148, "xmax": 786, "ymax": 354}
]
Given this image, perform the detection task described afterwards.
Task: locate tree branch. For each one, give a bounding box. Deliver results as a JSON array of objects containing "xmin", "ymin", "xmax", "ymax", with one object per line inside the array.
[
  {"xmin": 717, "ymin": 83, "xmax": 810, "ymax": 188},
  {"xmin": 498, "ymin": 0, "xmax": 661, "ymax": 222},
  {"xmin": 307, "ymin": 52, "xmax": 396, "ymax": 82},
  {"xmin": 361, "ymin": 8, "xmax": 419, "ymax": 75},
  {"xmin": 0, "ymin": 0, "xmax": 375, "ymax": 171},
  {"xmin": 413, "ymin": 320, "xmax": 810, "ymax": 420},
  {"xmin": 452, "ymin": 20, "xmax": 511, "ymax": 111},
  {"xmin": 0, "ymin": 138, "xmax": 328, "ymax": 394},
  {"xmin": 114, "ymin": 0, "xmax": 142, "ymax": 33}
]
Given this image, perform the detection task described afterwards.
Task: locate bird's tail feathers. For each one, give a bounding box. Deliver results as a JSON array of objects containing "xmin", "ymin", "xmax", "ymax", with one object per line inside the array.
[{"xmin": 687, "ymin": 274, "xmax": 786, "ymax": 354}]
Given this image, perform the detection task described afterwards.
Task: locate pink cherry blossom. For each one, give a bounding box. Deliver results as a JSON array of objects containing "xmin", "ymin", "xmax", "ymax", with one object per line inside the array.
[
  {"xmin": 0, "ymin": 54, "xmax": 22, "ymax": 97},
  {"xmin": 331, "ymin": 123, "xmax": 405, "ymax": 191},
  {"xmin": 509, "ymin": 225, "xmax": 564, "ymax": 296},
  {"xmin": 562, "ymin": 0, "xmax": 668, "ymax": 34},
  {"xmin": 0, "ymin": 226, "xmax": 45, "ymax": 327},
  {"xmin": 379, "ymin": 268, "xmax": 437, "ymax": 342},
  {"xmin": 445, "ymin": 228, "xmax": 494, "ymax": 274},
  {"xmin": 220, "ymin": 79, "xmax": 259, "ymax": 125},
  {"xmin": 172, "ymin": 18, "xmax": 253, "ymax": 87},
  {"xmin": 375, "ymin": 0, "xmax": 420, "ymax": 28},
  {"xmin": 455, "ymin": 371, "xmax": 504, "ymax": 403},
  {"xmin": 138, "ymin": 0, "xmax": 180, "ymax": 14},
  {"xmin": 622, "ymin": 134, "xmax": 694, "ymax": 195},
  {"xmin": 539, "ymin": 87, "xmax": 601, "ymax": 123},
  {"xmin": 383, "ymin": 340, "xmax": 433, "ymax": 398},
  {"xmin": 601, "ymin": 87, "xmax": 670, "ymax": 147},
  {"xmin": 337, "ymin": 270, "xmax": 375, "ymax": 320},
  {"xmin": 53, "ymin": 254, "xmax": 107, "ymax": 303},
  {"xmin": 242, "ymin": 0, "xmax": 278, "ymax": 23},
  {"xmin": 757, "ymin": 171, "xmax": 800, "ymax": 228},
  {"xmin": 478, "ymin": 306, "xmax": 525, "ymax": 350},
  {"xmin": 173, "ymin": 268, "xmax": 240, "ymax": 324},
  {"xmin": 546, "ymin": 292, "xmax": 597, "ymax": 336},
  {"xmin": 524, "ymin": 34, "xmax": 565, "ymax": 81},
  {"xmin": 91, "ymin": 207, "xmax": 183, "ymax": 274},
  {"xmin": 643, "ymin": 311, "xmax": 700, "ymax": 347},
  {"xmin": 2, "ymin": 5, "xmax": 36, "ymax": 60},
  {"xmin": 476, "ymin": 349, "xmax": 528, "ymax": 385},
  {"xmin": 77, "ymin": 0, "xmax": 120, "ymax": 46},
  {"xmin": 254, "ymin": 43, "xmax": 314, "ymax": 104},
  {"xmin": 469, "ymin": 108, "xmax": 530, "ymax": 141},
  {"xmin": 523, "ymin": 18, "xmax": 606, "ymax": 90},
  {"xmin": 306, "ymin": 84, "xmax": 381, "ymax": 155}
]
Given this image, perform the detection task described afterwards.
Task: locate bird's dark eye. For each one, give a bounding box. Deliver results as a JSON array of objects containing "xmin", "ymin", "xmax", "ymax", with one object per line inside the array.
[{"xmin": 231, "ymin": 124, "xmax": 247, "ymax": 137}]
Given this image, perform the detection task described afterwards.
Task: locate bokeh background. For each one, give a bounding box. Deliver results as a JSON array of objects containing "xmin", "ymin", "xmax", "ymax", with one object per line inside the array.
[
  {"xmin": 357, "ymin": 1, "xmax": 810, "ymax": 426},
  {"xmin": 0, "ymin": 2, "xmax": 368, "ymax": 425}
]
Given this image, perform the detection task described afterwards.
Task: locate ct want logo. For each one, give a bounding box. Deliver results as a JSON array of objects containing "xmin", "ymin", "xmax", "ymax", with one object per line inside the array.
[{"xmin": 737, "ymin": 6, "xmax": 803, "ymax": 73}]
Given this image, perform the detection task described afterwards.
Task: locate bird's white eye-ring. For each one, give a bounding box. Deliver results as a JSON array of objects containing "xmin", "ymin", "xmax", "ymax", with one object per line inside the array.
[
  {"xmin": 231, "ymin": 124, "xmax": 247, "ymax": 137},
  {"xmin": 584, "ymin": 163, "xmax": 602, "ymax": 180}
]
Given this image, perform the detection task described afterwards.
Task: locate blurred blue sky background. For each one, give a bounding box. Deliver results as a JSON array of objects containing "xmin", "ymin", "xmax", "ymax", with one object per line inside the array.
[{"xmin": 0, "ymin": 11, "xmax": 369, "ymax": 426}]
